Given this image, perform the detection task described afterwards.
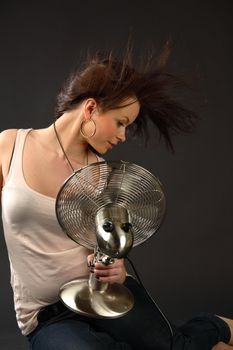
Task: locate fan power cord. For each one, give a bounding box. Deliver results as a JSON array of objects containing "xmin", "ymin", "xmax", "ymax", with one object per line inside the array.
[{"xmin": 126, "ymin": 256, "xmax": 174, "ymax": 350}]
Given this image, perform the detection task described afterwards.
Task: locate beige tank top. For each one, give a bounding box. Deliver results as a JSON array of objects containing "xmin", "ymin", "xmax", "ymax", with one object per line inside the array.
[{"xmin": 1, "ymin": 129, "xmax": 90, "ymax": 335}]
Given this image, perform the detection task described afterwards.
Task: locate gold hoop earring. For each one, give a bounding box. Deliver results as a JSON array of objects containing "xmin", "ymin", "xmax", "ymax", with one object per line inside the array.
[{"xmin": 80, "ymin": 119, "xmax": 96, "ymax": 138}]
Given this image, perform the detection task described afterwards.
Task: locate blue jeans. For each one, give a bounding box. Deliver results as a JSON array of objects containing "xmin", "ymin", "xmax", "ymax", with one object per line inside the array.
[{"xmin": 27, "ymin": 277, "xmax": 231, "ymax": 350}]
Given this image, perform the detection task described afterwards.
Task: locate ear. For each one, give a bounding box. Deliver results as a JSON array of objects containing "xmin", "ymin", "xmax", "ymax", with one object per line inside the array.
[{"xmin": 83, "ymin": 98, "xmax": 98, "ymax": 120}]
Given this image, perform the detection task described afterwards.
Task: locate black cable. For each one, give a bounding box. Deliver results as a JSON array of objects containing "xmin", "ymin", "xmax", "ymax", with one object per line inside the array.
[{"xmin": 126, "ymin": 256, "xmax": 174, "ymax": 350}]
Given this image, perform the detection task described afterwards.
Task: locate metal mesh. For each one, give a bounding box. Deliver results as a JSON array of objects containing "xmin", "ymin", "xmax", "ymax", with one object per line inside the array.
[{"xmin": 56, "ymin": 161, "xmax": 166, "ymax": 249}]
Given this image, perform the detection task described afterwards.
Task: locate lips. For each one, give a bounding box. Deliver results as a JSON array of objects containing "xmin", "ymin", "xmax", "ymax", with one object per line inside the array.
[{"xmin": 108, "ymin": 142, "xmax": 115, "ymax": 148}]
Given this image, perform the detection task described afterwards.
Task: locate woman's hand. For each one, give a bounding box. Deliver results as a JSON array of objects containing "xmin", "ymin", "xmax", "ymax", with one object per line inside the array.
[{"xmin": 87, "ymin": 253, "xmax": 127, "ymax": 284}]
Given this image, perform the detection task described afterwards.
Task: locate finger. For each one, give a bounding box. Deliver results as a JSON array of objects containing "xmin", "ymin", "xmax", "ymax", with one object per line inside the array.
[
  {"xmin": 95, "ymin": 259, "xmax": 124, "ymax": 269},
  {"xmin": 87, "ymin": 253, "xmax": 95, "ymax": 267},
  {"xmin": 94, "ymin": 263, "xmax": 115, "ymax": 270},
  {"xmin": 97, "ymin": 274, "xmax": 121, "ymax": 284},
  {"xmin": 94, "ymin": 267, "xmax": 121, "ymax": 277}
]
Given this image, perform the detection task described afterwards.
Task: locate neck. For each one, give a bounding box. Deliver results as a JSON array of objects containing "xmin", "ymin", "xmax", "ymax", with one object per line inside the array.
[{"xmin": 52, "ymin": 113, "xmax": 89, "ymax": 170}]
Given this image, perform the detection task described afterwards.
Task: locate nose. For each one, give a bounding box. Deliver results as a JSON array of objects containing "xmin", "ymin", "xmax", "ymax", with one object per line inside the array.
[{"xmin": 117, "ymin": 128, "xmax": 126, "ymax": 143}]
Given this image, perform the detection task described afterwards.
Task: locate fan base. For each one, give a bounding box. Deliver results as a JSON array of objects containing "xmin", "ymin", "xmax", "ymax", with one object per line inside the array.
[{"xmin": 59, "ymin": 277, "xmax": 134, "ymax": 318}]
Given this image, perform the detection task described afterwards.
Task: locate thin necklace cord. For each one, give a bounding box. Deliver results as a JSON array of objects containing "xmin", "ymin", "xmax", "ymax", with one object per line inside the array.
[{"xmin": 53, "ymin": 122, "xmax": 88, "ymax": 173}]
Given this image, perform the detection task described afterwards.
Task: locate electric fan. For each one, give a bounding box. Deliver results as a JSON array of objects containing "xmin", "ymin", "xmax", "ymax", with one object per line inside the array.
[{"xmin": 56, "ymin": 160, "xmax": 166, "ymax": 318}]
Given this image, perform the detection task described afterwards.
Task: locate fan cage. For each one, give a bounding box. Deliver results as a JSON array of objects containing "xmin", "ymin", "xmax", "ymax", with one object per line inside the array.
[{"xmin": 56, "ymin": 161, "xmax": 166, "ymax": 249}]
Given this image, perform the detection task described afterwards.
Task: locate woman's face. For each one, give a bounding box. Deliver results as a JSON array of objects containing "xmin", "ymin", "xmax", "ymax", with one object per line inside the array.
[{"xmin": 87, "ymin": 97, "xmax": 140, "ymax": 154}]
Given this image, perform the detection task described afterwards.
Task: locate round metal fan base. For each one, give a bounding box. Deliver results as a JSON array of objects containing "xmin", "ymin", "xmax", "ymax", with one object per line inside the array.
[{"xmin": 59, "ymin": 278, "xmax": 134, "ymax": 318}]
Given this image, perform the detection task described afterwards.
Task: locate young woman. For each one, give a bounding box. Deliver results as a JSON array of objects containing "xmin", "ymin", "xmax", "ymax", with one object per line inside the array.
[{"xmin": 1, "ymin": 48, "xmax": 233, "ymax": 349}]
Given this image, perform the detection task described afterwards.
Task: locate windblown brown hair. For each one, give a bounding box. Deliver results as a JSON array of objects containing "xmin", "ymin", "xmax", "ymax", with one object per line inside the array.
[{"xmin": 54, "ymin": 43, "xmax": 198, "ymax": 151}]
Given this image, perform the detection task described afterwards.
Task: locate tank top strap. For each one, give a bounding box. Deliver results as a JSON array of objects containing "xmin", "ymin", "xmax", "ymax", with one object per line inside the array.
[{"xmin": 6, "ymin": 128, "xmax": 32, "ymax": 185}]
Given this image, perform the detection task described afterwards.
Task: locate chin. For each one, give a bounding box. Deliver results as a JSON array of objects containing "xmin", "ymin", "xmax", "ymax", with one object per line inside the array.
[
  {"xmin": 88, "ymin": 144, "xmax": 102, "ymax": 156},
  {"xmin": 98, "ymin": 149, "xmax": 107, "ymax": 156}
]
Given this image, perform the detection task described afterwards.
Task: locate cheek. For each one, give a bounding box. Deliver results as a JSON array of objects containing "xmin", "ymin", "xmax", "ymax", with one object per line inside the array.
[{"xmin": 96, "ymin": 122, "xmax": 116, "ymax": 138}]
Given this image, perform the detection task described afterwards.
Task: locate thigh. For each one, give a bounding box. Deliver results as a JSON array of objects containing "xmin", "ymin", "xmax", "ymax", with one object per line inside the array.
[{"xmin": 28, "ymin": 318, "xmax": 131, "ymax": 350}]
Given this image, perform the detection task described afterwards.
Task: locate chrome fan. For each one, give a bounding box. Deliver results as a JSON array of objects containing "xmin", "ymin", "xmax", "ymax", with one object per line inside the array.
[{"xmin": 56, "ymin": 160, "xmax": 166, "ymax": 318}]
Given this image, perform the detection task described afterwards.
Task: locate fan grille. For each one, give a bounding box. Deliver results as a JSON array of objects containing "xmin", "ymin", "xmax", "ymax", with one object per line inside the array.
[{"xmin": 56, "ymin": 161, "xmax": 166, "ymax": 249}]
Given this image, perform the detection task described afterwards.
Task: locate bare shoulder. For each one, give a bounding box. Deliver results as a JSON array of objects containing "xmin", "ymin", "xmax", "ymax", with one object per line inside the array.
[
  {"xmin": 0, "ymin": 129, "xmax": 18, "ymax": 158},
  {"xmin": 0, "ymin": 129, "xmax": 18, "ymax": 148}
]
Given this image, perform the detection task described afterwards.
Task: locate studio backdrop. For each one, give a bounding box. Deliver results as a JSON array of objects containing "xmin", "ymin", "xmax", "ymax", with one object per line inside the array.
[{"xmin": 0, "ymin": 1, "xmax": 233, "ymax": 348}]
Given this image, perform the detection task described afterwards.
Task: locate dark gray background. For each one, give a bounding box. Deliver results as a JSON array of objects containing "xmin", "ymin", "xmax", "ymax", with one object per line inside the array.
[{"xmin": 1, "ymin": 1, "xmax": 233, "ymax": 348}]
